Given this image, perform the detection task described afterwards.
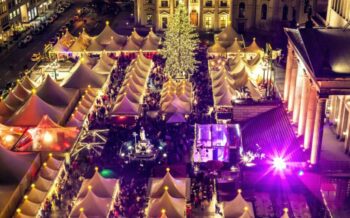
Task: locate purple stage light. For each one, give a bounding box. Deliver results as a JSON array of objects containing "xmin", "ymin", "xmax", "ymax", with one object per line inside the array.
[{"xmin": 272, "ymin": 157, "xmax": 287, "ymax": 171}]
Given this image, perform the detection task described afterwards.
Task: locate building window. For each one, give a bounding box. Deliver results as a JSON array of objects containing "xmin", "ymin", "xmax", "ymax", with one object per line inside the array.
[
  {"xmin": 190, "ymin": 10, "xmax": 198, "ymax": 26},
  {"xmin": 148, "ymin": 0, "xmax": 152, "ymax": 4},
  {"xmin": 205, "ymin": 0, "xmax": 213, "ymax": 7},
  {"xmin": 204, "ymin": 15, "xmax": 213, "ymax": 29},
  {"xmin": 220, "ymin": 0, "xmax": 227, "ymax": 7},
  {"xmin": 261, "ymin": 4, "xmax": 267, "ymax": 20},
  {"xmin": 239, "ymin": 2, "xmax": 245, "ymax": 18},
  {"xmin": 282, "ymin": 5, "xmax": 288, "ymax": 20},
  {"xmin": 161, "ymin": 0, "xmax": 168, "ymax": 7},
  {"xmin": 219, "ymin": 14, "xmax": 227, "ymax": 28},
  {"xmin": 162, "ymin": 17, "xmax": 168, "ymax": 28},
  {"xmin": 147, "ymin": 14, "xmax": 152, "ymax": 25}
]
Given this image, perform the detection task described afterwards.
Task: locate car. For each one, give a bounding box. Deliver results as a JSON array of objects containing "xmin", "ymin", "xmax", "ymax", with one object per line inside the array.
[
  {"xmin": 22, "ymin": 35, "xmax": 32, "ymax": 44},
  {"xmin": 47, "ymin": 17, "xmax": 55, "ymax": 23},
  {"xmin": 17, "ymin": 41, "xmax": 26, "ymax": 48},
  {"xmin": 31, "ymin": 53, "xmax": 41, "ymax": 62}
]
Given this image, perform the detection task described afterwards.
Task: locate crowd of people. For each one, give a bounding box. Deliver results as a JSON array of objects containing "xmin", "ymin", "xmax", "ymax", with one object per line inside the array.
[
  {"xmin": 191, "ymin": 172, "xmax": 215, "ymax": 211},
  {"xmin": 111, "ymin": 177, "xmax": 148, "ymax": 218}
]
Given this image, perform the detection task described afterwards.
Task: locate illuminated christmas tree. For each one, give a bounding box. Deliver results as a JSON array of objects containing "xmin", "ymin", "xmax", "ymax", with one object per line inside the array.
[{"xmin": 160, "ymin": 0, "xmax": 199, "ymax": 79}]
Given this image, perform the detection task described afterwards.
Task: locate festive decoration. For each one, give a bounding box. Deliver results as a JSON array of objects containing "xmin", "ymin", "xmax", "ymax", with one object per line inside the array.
[{"xmin": 160, "ymin": 0, "xmax": 199, "ymax": 79}]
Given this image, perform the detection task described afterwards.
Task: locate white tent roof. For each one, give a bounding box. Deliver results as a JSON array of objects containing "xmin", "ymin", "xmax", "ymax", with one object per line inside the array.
[
  {"xmin": 0, "ymin": 100, "xmax": 15, "ymax": 117},
  {"xmin": 4, "ymin": 91, "xmax": 25, "ymax": 109},
  {"xmin": 34, "ymin": 175, "xmax": 53, "ymax": 192},
  {"xmin": 95, "ymin": 23, "xmax": 123, "ymax": 46},
  {"xmin": 92, "ymin": 58, "xmax": 114, "ymax": 75},
  {"xmin": 100, "ymin": 52, "xmax": 115, "ymax": 66},
  {"xmin": 86, "ymin": 37, "xmax": 105, "ymax": 52},
  {"xmin": 227, "ymin": 38, "xmax": 242, "ymax": 54},
  {"xmin": 12, "ymin": 82, "xmax": 30, "ymax": 101},
  {"xmin": 70, "ymin": 38, "xmax": 87, "ymax": 52},
  {"xmin": 245, "ymin": 38, "xmax": 263, "ymax": 54},
  {"xmin": 27, "ymin": 187, "xmax": 47, "ymax": 204},
  {"xmin": 142, "ymin": 36, "xmax": 159, "ymax": 51},
  {"xmin": 66, "ymin": 116, "xmax": 83, "ymax": 127},
  {"xmin": 223, "ymin": 191, "xmax": 254, "ymax": 218},
  {"xmin": 37, "ymin": 75, "xmax": 75, "ymax": 106},
  {"xmin": 78, "ymin": 172, "xmax": 117, "ymax": 198},
  {"xmin": 150, "ymin": 171, "xmax": 186, "ymax": 198},
  {"xmin": 208, "ymin": 36, "xmax": 226, "ymax": 54},
  {"xmin": 40, "ymin": 165, "xmax": 57, "ymax": 180},
  {"xmin": 148, "ymin": 191, "xmax": 186, "ymax": 218},
  {"xmin": 61, "ymin": 61, "xmax": 107, "ymax": 89},
  {"xmin": 217, "ymin": 25, "xmax": 242, "ymax": 48},
  {"xmin": 70, "ymin": 191, "xmax": 111, "ymax": 218},
  {"xmin": 6, "ymin": 94, "xmax": 64, "ymax": 126},
  {"xmin": 18, "ymin": 200, "xmax": 40, "ymax": 216},
  {"xmin": 105, "ymin": 38, "xmax": 123, "ymax": 51},
  {"xmin": 123, "ymin": 36, "xmax": 141, "ymax": 52},
  {"xmin": 46, "ymin": 156, "xmax": 62, "ymax": 171},
  {"xmin": 166, "ymin": 113, "xmax": 186, "ymax": 123},
  {"xmin": 51, "ymin": 40, "xmax": 69, "ymax": 53},
  {"xmin": 111, "ymin": 96, "xmax": 140, "ymax": 115},
  {"xmin": 21, "ymin": 76, "xmax": 37, "ymax": 90},
  {"xmin": 130, "ymin": 28, "xmax": 144, "ymax": 46},
  {"xmin": 147, "ymin": 28, "xmax": 161, "ymax": 45}
]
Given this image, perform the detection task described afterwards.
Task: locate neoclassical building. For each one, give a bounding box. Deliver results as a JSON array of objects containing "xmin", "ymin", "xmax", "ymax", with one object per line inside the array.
[
  {"xmin": 326, "ymin": 0, "xmax": 350, "ymax": 27},
  {"xmin": 134, "ymin": 0, "xmax": 316, "ymax": 32},
  {"xmin": 284, "ymin": 27, "xmax": 350, "ymax": 165}
]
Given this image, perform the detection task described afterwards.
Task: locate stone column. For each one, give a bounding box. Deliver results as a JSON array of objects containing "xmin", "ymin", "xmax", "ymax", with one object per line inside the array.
[
  {"xmin": 283, "ymin": 44, "xmax": 294, "ymax": 101},
  {"xmin": 292, "ymin": 66, "xmax": 304, "ymax": 123},
  {"xmin": 287, "ymin": 57, "xmax": 298, "ymax": 112},
  {"xmin": 297, "ymin": 72, "xmax": 310, "ymax": 136},
  {"xmin": 310, "ymin": 97, "xmax": 327, "ymax": 165},
  {"xmin": 344, "ymin": 117, "xmax": 350, "ymax": 154},
  {"xmin": 304, "ymin": 85, "xmax": 317, "ymax": 149},
  {"xmin": 336, "ymin": 96, "xmax": 345, "ymax": 137}
]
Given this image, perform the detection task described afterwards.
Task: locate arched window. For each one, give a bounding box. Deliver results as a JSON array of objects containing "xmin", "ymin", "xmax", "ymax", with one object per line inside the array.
[
  {"xmin": 261, "ymin": 4, "xmax": 267, "ymax": 20},
  {"xmin": 239, "ymin": 2, "xmax": 245, "ymax": 18},
  {"xmin": 282, "ymin": 5, "xmax": 288, "ymax": 20}
]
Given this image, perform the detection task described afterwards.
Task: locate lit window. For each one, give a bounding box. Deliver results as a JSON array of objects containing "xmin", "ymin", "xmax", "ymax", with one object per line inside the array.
[
  {"xmin": 204, "ymin": 15, "xmax": 212, "ymax": 29},
  {"xmin": 219, "ymin": 15, "xmax": 227, "ymax": 28}
]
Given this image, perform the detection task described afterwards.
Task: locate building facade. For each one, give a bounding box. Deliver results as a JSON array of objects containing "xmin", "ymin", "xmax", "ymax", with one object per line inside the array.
[
  {"xmin": 0, "ymin": 0, "xmax": 57, "ymax": 40},
  {"xmin": 284, "ymin": 28, "xmax": 350, "ymax": 165},
  {"xmin": 326, "ymin": 0, "xmax": 350, "ymax": 27},
  {"xmin": 134, "ymin": 0, "xmax": 316, "ymax": 32}
]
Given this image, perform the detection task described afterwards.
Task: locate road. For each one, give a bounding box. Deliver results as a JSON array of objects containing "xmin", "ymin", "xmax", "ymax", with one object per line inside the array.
[{"xmin": 0, "ymin": 0, "xmax": 89, "ymax": 88}]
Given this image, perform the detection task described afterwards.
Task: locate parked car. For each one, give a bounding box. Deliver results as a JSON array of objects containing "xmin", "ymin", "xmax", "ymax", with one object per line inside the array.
[
  {"xmin": 22, "ymin": 35, "xmax": 32, "ymax": 44},
  {"xmin": 31, "ymin": 53, "xmax": 41, "ymax": 62},
  {"xmin": 17, "ymin": 41, "xmax": 26, "ymax": 48}
]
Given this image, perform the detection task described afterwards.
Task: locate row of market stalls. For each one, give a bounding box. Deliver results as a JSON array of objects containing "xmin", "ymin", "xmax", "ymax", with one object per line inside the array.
[
  {"xmin": 15, "ymin": 154, "xmax": 65, "ymax": 218},
  {"xmin": 0, "ymin": 52, "xmax": 116, "ymax": 152},
  {"xmin": 69, "ymin": 170, "xmax": 119, "ymax": 217},
  {"xmin": 111, "ymin": 52, "xmax": 153, "ymax": 117},
  {"xmin": 208, "ymin": 26, "xmax": 267, "ymax": 108},
  {"xmin": 147, "ymin": 168, "xmax": 189, "ymax": 218},
  {"xmin": 160, "ymin": 78, "xmax": 193, "ymax": 123},
  {"xmin": 50, "ymin": 23, "xmax": 161, "ymax": 56}
]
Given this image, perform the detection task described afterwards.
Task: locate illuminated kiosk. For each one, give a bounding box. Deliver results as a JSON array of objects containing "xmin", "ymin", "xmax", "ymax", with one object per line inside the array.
[
  {"xmin": 193, "ymin": 124, "xmax": 242, "ymax": 163},
  {"xmin": 129, "ymin": 127, "xmax": 156, "ymax": 161}
]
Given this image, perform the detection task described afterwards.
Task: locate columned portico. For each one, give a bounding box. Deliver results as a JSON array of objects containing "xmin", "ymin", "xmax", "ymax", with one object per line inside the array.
[{"xmin": 284, "ymin": 28, "xmax": 350, "ymax": 166}]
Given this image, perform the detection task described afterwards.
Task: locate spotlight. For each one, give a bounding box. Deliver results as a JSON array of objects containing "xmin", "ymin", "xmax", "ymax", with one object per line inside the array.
[
  {"xmin": 272, "ymin": 157, "xmax": 286, "ymax": 171},
  {"xmin": 298, "ymin": 170, "xmax": 304, "ymax": 176}
]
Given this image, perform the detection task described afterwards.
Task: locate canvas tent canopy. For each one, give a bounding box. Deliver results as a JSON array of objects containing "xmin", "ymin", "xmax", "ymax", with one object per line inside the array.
[
  {"xmin": 217, "ymin": 24, "xmax": 243, "ymax": 48},
  {"xmin": 37, "ymin": 75, "xmax": 78, "ymax": 106},
  {"xmin": 70, "ymin": 191, "xmax": 112, "ymax": 218},
  {"xmin": 223, "ymin": 190, "xmax": 254, "ymax": 218},
  {"xmin": 0, "ymin": 124, "xmax": 25, "ymax": 149},
  {"xmin": 78, "ymin": 171, "xmax": 117, "ymax": 198},
  {"xmin": 150, "ymin": 170, "xmax": 186, "ymax": 198},
  {"xmin": 111, "ymin": 52, "xmax": 152, "ymax": 116},
  {"xmin": 15, "ymin": 115, "xmax": 79, "ymax": 151},
  {"xmin": 148, "ymin": 190, "xmax": 186, "ymax": 218},
  {"xmin": 208, "ymin": 36, "xmax": 226, "ymax": 55},
  {"xmin": 61, "ymin": 61, "xmax": 107, "ymax": 89},
  {"xmin": 6, "ymin": 94, "xmax": 64, "ymax": 127}
]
